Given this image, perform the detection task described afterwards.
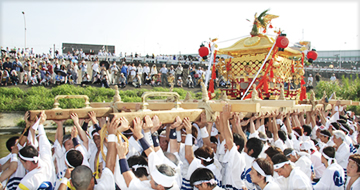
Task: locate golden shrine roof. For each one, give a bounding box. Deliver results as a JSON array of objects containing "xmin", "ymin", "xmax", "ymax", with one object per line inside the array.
[{"xmin": 218, "ymin": 34, "xmax": 302, "ymax": 57}]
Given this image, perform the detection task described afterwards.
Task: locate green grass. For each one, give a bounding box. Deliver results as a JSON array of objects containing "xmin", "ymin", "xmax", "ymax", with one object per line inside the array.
[
  {"xmin": 315, "ymin": 75, "xmax": 360, "ymax": 114},
  {"xmin": 0, "ymin": 84, "xmax": 201, "ymax": 112}
]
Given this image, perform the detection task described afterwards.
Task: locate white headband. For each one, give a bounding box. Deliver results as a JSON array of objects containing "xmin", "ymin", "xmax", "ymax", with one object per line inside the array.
[
  {"xmin": 285, "ymin": 150, "xmax": 297, "ymax": 158},
  {"xmin": 193, "ymin": 179, "xmax": 217, "ymax": 186},
  {"xmin": 92, "ymin": 132, "xmax": 100, "ymax": 137},
  {"xmin": 322, "ymin": 151, "xmax": 335, "ymax": 166},
  {"xmin": 64, "ymin": 149, "xmax": 75, "ymax": 168},
  {"xmin": 252, "ymin": 161, "xmax": 273, "ymax": 182},
  {"xmin": 197, "ymin": 156, "xmax": 213, "ymax": 162},
  {"xmin": 18, "ymin": 153, "xmax": 39, "ymax": 163},
  {"xmin": 259, "ymin": 138, "xmax": 267, "ymax": 142},
  {"xmin": 273, "ymin": 161, "xmax": 291, "ymax": 170},
  {"xmin": 320, "ymin": 132, "xmax": 330, "ymax": 137},
  {"xmin": 159, "ymin": 133, "xmax": 166, "ymax": 138},
  {"xmin": 132, "ymin": 164, "xmax": 149, "ymax": 174},
  {"xmin": 339, "ymin": 123, "xmax": 349, "ymax": 134},
  {"xmin": 151, "ymin": 167, "xmax": 176, "ymax": 188}
]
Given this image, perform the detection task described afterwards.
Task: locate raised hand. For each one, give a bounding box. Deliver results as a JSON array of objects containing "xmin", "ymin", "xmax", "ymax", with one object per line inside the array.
[
  {"xmin": 151, "ymin": 115, "xmax": 162, "ymax": 133},
  {"xmin": 276, "ymin": 111, "xmax": 283, "ymax": 119},
  {"xmin": 108, "ymin": 117, "xmax": 121, "ymax": 135},
  {"xmin": 170, "ymin": 116, "xmax": 182, "ymax": 129},
  {"xmin": 70, "ymin": 113, "xmax": 80, "ymax": 127},
  {"xmin": 39, "ymin": 111, "xmax": 47, "ymax": 125},
  {"xmin": 116, "ymin": 140, "xmax": 128, "ymax": 159},
  {"xmin": 118, "ymin": 117, "xmax": 130, "ymax": 133},
  {"xmin": 215, "ymin": 115, "xmax": 222, "ymax": 133},
  {"xmin": 24, "ymin": 111, "xmax": 31, "ymax": 126},
  {"xmin": 71, "ymin": 126, "xmax": 78, "ymax": 138},
  {"xmin": 183, "ymin": 117, "xmax": 192, "ymax": 134},
  {"xmin": 222, "ymin": 104, "xmax": 232, "ymax": 121},
  {"xmin": 64, "ymin": 168, "xmax": 74, "ymax": 178},
  {"xmin": 88, "ymin": 111, "xmax": 97, "ymax": 124},
  {"xmin": 142, "ymin": 115, "xmax": 154, "ymax": 132},
  {"xmin": 131, "ymin": 117, "xmax": 144, "ymax": 139}
]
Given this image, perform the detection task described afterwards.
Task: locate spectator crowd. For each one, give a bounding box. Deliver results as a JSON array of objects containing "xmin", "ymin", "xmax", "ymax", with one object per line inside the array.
[{"xmin": 0, "ymin": 55, "xmax": 231, "ymax": 89}]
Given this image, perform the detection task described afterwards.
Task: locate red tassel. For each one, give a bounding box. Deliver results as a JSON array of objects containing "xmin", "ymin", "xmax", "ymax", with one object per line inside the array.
[
  {"xmin": 269, "ymin": 24, "xmax": 273, "ymax": 29},
  {"xmin": 301, "ymin": 76, "xmax": 306, "ymax": 85},
  {"xmin": 258, "ymin": 89, "xmax": 263, "ymax": 99},
  {"xmin": 259, "ymin": 75, "xmax": 268, "ymax": 93},
  {"xmin": 208, "ymin": 64, "xmax": 216, "ymax": 96},
  {"xmin": 208, "ymin": 92, "xmax": 212, "ymax": 100},
  {"xmin": 291, "ymin": 64, "xmax": 295, "ymax": 73},
  {"xmin": 270, "ymin": 68, "xmax": 274, "ymax": 78},
  {"xmin": 226, "ymin": 58, "xmax": 232, "ymax": 71},
  {"xmin": 300, "ymin": 86, "xmax": 307, "ymax": 101},
  {"xmin": 263, "ymin": 29, "xmax": 267, "ymax": 33},
  {"xmin": 263, "ymin": 80, "xmax": 269, "ymax": 93}
]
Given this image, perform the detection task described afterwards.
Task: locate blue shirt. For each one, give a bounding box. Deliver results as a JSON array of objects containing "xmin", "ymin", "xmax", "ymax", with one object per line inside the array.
[
  {"xmin": 121, "ymin": 65, "xmax": 128, "ymax": 74},
  {"xmin": 13, "ymin": 61, "xmax": 22, "ymax": 72},
  {"xmin": 55, "ymin": 75, "xmax": 64, "ymax": 81}
]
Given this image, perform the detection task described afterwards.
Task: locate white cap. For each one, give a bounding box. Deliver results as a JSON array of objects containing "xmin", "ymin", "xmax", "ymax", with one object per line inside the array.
[{"xmin": 332, "ymin": 130, "xmax": 346, "ymax": 140}]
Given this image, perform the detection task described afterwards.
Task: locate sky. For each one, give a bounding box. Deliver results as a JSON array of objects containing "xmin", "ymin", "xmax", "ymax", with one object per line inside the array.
[{"xmin": 0, "ymin": 0, "xmax": 359, "ymax": 56}]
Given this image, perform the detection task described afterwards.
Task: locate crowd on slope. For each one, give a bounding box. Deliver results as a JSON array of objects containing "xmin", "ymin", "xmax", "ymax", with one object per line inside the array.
[{"xmin": 0, "ymin": 56, "xmax": 231, "ymax": 89}]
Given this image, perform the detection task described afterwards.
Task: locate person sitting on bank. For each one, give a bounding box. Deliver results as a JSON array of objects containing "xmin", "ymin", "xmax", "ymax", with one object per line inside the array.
[
  {"xmin": 40, "ymin": 72, "xmax": 52, "ymax": 86},
  {"xmin": 81, "ymin": 72, "xmax": 91, "ymax": 87},
  {"xmin": 93, "ymin": 72, "xmax": 102, "ymax": 84},
  {"xmin": 187, "ymin": 75, "xmax": 194, "ymax": 88},
  {"xmin": 55, "ymin": 72, "xmax": 65, "ymax": 85},
  {"xmin": 132, "ymin": 73, "xmax": 141, "ymax": 88},
  {"xmin": 177, "ymin": 76, "xmax": 183, "ymax": 87},
  {"xmin": 118, "ymin": 73, "xmax": 127, "ymax": 88},
  {"xmin": 101, "ymin": 74, "xmax": 110, "ymax": 88},
  {"xmin": 144, "ymin": 74, "xmax": 151, "ymax": 85}
]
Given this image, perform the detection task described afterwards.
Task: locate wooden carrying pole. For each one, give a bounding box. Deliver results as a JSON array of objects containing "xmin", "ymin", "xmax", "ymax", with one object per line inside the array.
[
  {"xmin": 110, "ymin": 109, "xmax": 204, "ymax": 126},
  {"xmin": 28, "ymin": 86, "xmax": 339, "ymax": 121}
]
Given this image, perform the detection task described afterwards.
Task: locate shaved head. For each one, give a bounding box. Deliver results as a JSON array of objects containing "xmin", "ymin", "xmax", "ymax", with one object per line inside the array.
[{"xmin": 71, "ymin": 165, "xmax": 93, "ymax": 190}]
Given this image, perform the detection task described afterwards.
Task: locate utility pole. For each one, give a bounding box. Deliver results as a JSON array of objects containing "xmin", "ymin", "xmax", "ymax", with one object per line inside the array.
[{"xmin": 22, "ymin": 11, "xmax": 26, "ymax": 50}]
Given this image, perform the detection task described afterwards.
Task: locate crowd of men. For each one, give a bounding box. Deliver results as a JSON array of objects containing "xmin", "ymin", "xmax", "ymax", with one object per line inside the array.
[
  {"xmin": 0, "ymin": 55, "xmax": 232, "ymax": 89},
  {"xmin": 1, "ymin": 100, "xmax": 360, "ymax": 190}
]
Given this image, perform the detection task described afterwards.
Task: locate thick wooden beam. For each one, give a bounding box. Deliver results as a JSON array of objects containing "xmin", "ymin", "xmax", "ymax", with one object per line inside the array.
[
  {"xmin": 110, "ymin": 109, "xmax": 204, "ymax": 125},
  {"xmin": 29, "ymin": 107, "xmax": 114, "ymax": 121},
  {"xmin": 90, "ymin": 102, "xmax": 112, "ymax": 108},
  {"xmin": 92, "ymin": 100, "xmax": 291, "ymax": 111},
  {"xmin": 260, "ymin": 104, "xmax": 324, "ymax": 113},
  {"xmin": 328, "ymin": 100, "xmax": 352, "ymax": 105},
  {"xmin": 232, "ymin": 100, "xmax": 296, "ymax": 108},
  {"xmin": 351, "ymin": 101, "xmax": 360, "ymax": 106},
  {"xmin": 209, "ymin": 102, "xmax": 261, "ymax": 112},
  {"xmin": 113, "ymin": 101, "xmax": 261, "ymax": 112}
]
